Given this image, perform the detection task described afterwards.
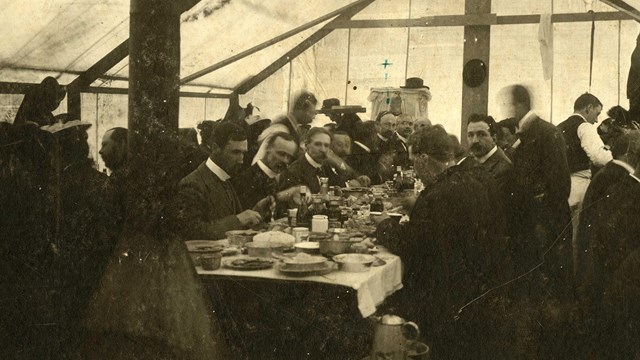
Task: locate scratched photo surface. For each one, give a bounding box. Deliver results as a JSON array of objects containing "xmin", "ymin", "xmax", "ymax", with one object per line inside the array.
[{"xmin": 2, "ymin": 0, "xmax": 640, "ymax": 359}]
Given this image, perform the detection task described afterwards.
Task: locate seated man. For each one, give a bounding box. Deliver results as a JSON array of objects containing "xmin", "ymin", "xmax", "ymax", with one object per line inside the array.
[
  {"xmin": 278, "ymin": 127, "xmax": 348, "ymax": 193},
  {"xmin": 393, "ymin": 114, "xmax": 414, "ymax": 169},
  {"xmin": 348, "ymin": 121, "xmax": 385, "ymax": 184},
  {"xmin": 175, "ymin": 122, "xmax": 269, "ymax": 240},
  {"xmin": 375, "ymin": 125, "xmax": 510, "ymax": 358},
  {"xmin": 232, "ymin": 132, "xmax": 300, "ymax": 210}
]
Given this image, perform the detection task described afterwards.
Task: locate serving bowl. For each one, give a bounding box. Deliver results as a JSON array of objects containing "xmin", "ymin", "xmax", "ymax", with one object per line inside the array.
[
  {"xmin": 185, "ymin": 240, "xmax": 224, "ymax": 266},
  {"xmin": 332, "ymin": 253, "xmax": 376, "ymax": 272},
  {"xmin": 245, "ymin": 241, "xmax": 287, "ymax": 258},
  {"xmin": 225, "ymin": 230, "xmax": 259, "ymax": 247},
  {"xmin": 282, "ymin": 253, "xmax": 328, "ymax": 270},
  {"xmin": 294, "ymin": 241, "xmax": 320, "ymax": 255}
]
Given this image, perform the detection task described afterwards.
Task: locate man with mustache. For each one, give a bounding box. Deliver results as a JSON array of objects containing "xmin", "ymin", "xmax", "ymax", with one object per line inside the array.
[
  {"xmin": 175, "ymin": 122, "xmax": 270, "ymax": 240},
  {"xmin": 466, "ymin": 114, "xmax": 513, "ymax": 192},
  {"xmin": 232, "ymin": 131, "xmax": 301, "ymax": 211},
  {"xmin": 278, "ymin": 127, "xmax": 345, "ymax": 194}
]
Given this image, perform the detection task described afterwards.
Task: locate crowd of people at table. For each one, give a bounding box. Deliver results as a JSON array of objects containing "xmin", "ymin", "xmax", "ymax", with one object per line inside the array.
[{"xmin": 2, "ymin": 76, "xmax": 640, "ymax": 358}]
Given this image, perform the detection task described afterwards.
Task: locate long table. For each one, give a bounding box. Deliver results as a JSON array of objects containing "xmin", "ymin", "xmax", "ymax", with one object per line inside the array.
[{"xmin": 197, "ymin": 252, "xmax": 403, "ymax": 359}]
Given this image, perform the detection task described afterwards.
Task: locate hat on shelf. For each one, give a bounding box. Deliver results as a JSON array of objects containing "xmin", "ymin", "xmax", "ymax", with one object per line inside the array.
[
  {"xmin": 318, "ymin": 98, "xmax": 341, "ymax": 114},
  {"xmin": 400, "ymin": 77, "xmax": 430, "ymax": 90}
]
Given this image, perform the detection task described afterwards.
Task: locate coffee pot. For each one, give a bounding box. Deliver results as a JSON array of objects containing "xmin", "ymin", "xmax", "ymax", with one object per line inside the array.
[{"xmin": 370, "ymin": 315, "xmax": 420, "ymax": 359}]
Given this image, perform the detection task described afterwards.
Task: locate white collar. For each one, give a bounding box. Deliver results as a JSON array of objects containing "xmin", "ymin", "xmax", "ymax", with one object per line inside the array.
[
  {"xmin": 572, "ymin": 112, "xmax": 588, "ymax": 122},
  {"xmin": 396, "ymin": 132, "xmax": 408, "ymax": 143},
  {"xmin": 477, "ymin": 146, "xmax": 498, "ymax": 164},
  {"xmin": 631, "ymin": 173, "xmax": 640, "ymax": 184},
  {"xmin": 377, "ymin": 133, "xmax": 389, "ymax": 142},
  {"xmin": 517, "ymin": 110, "xmax": 537, "ymax": 133},
  {"xmin": 456, "ymin": 156, "xmax": 468, "ymax": 165},
  {"xmin": 612, "ymin": 159, "xmax": 635, "ymax": 174},
  {"xmin": 353, "ymin": 141, "xmax": 371, "ymax": 153},
  {"xmin": 206, "ymin": 158, "xmax": 230, "ymax": 181},
  {"xmin": 305, "ymin": 152, "xmax": 323, "ymax": 169},
  {"xmin": 257, "ymin": 160, "xmax": 277, "ymax": 179}
]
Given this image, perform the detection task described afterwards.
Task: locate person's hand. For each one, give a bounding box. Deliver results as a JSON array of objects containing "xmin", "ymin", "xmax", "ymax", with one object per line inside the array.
[
  {"xmin": 277, "ymin": 186, "xmax": 308, "ymax": 207},
  {"xmin": 347, "ymin": 179, "xmax": 363, "ymax": 188},
  {"xmin": 236, "ymin": 210, "xmax": 262, "ymax": 227},
  {"xmin": 356, "ymin": 175, "xmax": 371, "ymax": 187},
  {"xmin": 253, "ymin": 196, "xmax": 275, "ymax": 219}
]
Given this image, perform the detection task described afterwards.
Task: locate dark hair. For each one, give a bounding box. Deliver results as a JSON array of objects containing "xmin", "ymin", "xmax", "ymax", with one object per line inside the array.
[
  {"xmin": 467, "ymin": 113, "xmax": 498, "ymax": 137},
  {"xmin": 353, "ymin": 121, "xmax": 378, "ymax": 143},
  {"xmin": 574, "ymin": 93, "xmax": 602, "ymax": 111},
  {"xmin": 510, "ymin": 85, "xmax": 531, "ymax": 110},
  {"xmin": 409, "ymin": 125, "xmax": 453, "ymax": 163},
  {"xmin": 497, "ymin": 118, "xmax": 517, "ymax": 135},
  {"xmin": 292, "ymin": 91, "xmax": 318, "ymax": 111},
  {"xmin": 304, "ymin": 127, "xmax": 332, "ymax": 145},
  {"xmin": 212, "ymin": 122, "xmax": 247, "ymax": 149},
  {"xmin": 197, "ymin": 120, "xmax": 218, "ymax": 143},
  {"xmin": 375, "ymin": 111, "xmax": 395, "ymax": 122},
  {"xmin": 611, "ymin": 130, "xmax": 640, "ymax": 163},
  {"xmin": 107, "ymin": 127, "xmax": 128, "ymax": 145},
  {"xmin": 265, "ymin": 131, "xmax": 297, "ymax": 149}
]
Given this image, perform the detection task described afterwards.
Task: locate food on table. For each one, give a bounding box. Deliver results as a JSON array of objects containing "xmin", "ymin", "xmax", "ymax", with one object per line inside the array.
[{"xmin": 253, "ymin": 231, "xmax": 295, "ymax": 247}]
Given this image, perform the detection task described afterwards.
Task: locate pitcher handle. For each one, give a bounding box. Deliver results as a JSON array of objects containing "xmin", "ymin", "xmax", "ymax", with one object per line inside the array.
[{"xmin": 402, "ymin": 321, "xmax": 420, "ymax": 340}]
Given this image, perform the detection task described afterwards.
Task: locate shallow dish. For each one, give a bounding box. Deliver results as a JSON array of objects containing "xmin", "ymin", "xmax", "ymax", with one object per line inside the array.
[
  {"xmin": 225, "ymin": 230, "xmax": 259, "ymax": 247},
  {"xmin": 276, "ymin": 262, "xmax": 335, "ymax": 277},
  {"xmin": 223, "ymin": 257, "xmax": 274, "ymax": 270},
  {"xmin": 281, "ymin": 253, "xmax": 328, "ymax": 270}
]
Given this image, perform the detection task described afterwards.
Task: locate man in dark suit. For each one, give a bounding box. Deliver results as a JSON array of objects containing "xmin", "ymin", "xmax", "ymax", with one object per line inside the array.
[
  {"xmin": 576, "ymin": 130, "xmax": 640, "ymax": 284},
  {"xmin": 348, "ymin": 121, "xmax": 385, "ymax": 184},
  {"xmin": 278, "ymin": 127, "xmax": 347, "ymax": 194},
  {"xmin": 175, "ymin": 123, "xmax": 270, "ymax": 240},
  {"xmin": 375, "ymin": 125, "xmax": 512, "ymax": 358},
  {"xmin": 392, "ymin": 114, "xmax": 414, "ymax": 169},
  {"xmin": 466, "ymin": 114, "xmax": 513, "ymax": 191},
  {"xmin": 506, "ymin": 85, "xmax": 573, "ymax": 299},
  {"xmin": 232, "ymin": 132, "xmax": 299, "ymax": 211}
]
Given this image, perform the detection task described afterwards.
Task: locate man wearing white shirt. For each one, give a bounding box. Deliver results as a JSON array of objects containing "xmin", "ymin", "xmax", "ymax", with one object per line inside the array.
[{"xmin": 557, "ymin": 93, "xmax": 613, "ymax": 208}]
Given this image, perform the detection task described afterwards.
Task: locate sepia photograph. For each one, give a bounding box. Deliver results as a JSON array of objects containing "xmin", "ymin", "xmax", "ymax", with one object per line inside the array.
[{"xmin": 1, "ymin": 0, "xmax": 640, "ymax": 358}]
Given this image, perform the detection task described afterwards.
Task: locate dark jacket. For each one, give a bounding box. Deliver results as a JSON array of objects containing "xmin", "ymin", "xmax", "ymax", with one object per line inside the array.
[
  {"xmin": 174, "ymin": 161, "xmax": 243, "ymax": 240},
  {"xmin": 511, "ymin": 116, "xmax": 573, "ymax": 294},
  {"xmin": 576, "ymin": 161, "xmax": 637, "ymax": 286},
  {"xmin": 232, "ymin": 163, "xmax": 276, "ymax": 210},
  {"xmin": 278, "ymin": 154, "xmax": 342, "ymax": 194},
  {"xmin": 376, "ymin": 166, "xmax": 511, "ymax": 358},
  {"xmin": 347, "ymin": 141, "xmax": 383, "ymax": 185},
  {"xmin": 557, "ymin": 115, "xmax": 591, "ymax": 173}
]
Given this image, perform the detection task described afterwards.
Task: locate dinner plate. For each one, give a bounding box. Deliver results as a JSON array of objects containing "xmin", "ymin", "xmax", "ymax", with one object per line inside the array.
[
  {"xmin": 223, "ymin": 257, "xmax": 274, "ymax": 271},
  {"xmin": 275, "ymin": 262, "xmax": 336, "ymax": 277}
]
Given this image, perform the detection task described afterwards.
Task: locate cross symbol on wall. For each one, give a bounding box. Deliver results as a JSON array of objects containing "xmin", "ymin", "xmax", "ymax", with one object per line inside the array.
[{"xmin": 380, "ymin": 59, "xmax": 393, "ymax": 69}]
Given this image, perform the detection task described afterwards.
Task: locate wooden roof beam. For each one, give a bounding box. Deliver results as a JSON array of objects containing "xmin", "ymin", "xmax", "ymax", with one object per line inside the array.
[
  {"xmin": 600, "ymin": 0, "xmax": 640, "ymax": 22},
  {"xmin": 180, "ymin": 0, "xmax": 373, "ymax": 85},
  {"xmin": 327, "ymin": 11, "xmax": 633, "ymax": 29},
  {"xmin": 233, "ymin": 0, "xmax": 375, "ymax": 95}
]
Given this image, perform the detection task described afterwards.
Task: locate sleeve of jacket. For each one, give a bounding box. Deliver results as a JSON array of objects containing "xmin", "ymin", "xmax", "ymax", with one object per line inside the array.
[
  {"xmin": 173, "ymin": 182, "xmax": 242, "ymax": 240},
  {"xmin": 544, "ymin": 127, "xmax": 572, "ymax": 203}
]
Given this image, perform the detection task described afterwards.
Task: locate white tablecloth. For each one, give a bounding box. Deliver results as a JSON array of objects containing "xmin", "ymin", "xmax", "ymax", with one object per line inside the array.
[{"xmin": 197, "ymin": 253, "xmax": 403, "ymax": 317}]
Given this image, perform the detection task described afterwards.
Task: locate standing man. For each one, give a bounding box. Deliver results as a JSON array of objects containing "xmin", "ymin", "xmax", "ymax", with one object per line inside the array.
[
  {"xmin": 175, "ymin": 122, "xmax": 270, "ymax": 240},
  {"xmin": 506, "ymin": 84, "xmax": 573, "ymax": 298},
  {"xmin": 557, "ymin": 93, "xmax": 612, "ymax": 208},
  {"xmin": 252, "ymin": 91, "xmax": 318, "ymax": 164},
  {"xmin": 99, "ymin": 127, "xmax": 128, "ymax": 174},
  {"xmin": 466, "ymin": 114, "xmax": 513, "ymax": 191},
  {"xmin": 394, "ymin": 114, "xmax": 414, "ymax": 168}
]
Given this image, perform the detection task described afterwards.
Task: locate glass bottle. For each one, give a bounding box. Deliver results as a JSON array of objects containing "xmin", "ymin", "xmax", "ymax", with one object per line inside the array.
[
  {"xmin": 394, "ymin": 166, "xmax": 404, "ymax": 191},
  {"xmin": 296, "ymin": 186, "xmax": 311, "ymax": 228}
]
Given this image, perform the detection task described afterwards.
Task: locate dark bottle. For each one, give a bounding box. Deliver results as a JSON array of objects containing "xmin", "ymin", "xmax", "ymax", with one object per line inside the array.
[
  {"xmin": 296, "ymin": 186, "xmax": 311, "ymax": 228},
  {"xmin": 309, "ymin": 194, "xmax": 327, "ymax": 217},
  {"xmin": 370, "ymin": 196, "xmax": 384, "ymax": 212},
  {"xmin": 394, "ymin": 166, "xmax": 404, "ymax": 191}
]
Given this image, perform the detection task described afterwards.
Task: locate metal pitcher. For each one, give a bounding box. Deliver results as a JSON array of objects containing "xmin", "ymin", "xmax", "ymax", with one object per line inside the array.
[{"xmin": 371, "ymin": 315, "xmax": 420, "ymax": 360}]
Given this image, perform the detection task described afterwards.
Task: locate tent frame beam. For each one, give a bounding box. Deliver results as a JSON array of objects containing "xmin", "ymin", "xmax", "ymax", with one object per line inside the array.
[
  {"xmin": 180, "ymin": 0, "xmax": 374, "ymax": 85},
  {"xmin": 599, "ymin": 0, "xmax": 640, "ymax": 22},
  {"xmin": 233, "ymin": 0, "xmax": 375, "ymax": 95},
  {"xmin": 328, "ymin": 11, "xmax": 634, "ymax": 29}
]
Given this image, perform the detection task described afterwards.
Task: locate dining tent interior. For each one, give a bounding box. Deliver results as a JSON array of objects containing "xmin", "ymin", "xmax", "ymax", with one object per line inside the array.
[{"xmin": 2, "ymin": 0, "xmax": 640, "ymax": 358}]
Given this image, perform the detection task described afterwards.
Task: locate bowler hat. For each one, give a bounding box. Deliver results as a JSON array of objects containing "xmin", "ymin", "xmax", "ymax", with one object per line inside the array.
[
  {"xmin": 319, "ymin": 98, "xmax": 341, "ymax": 114},
  {"xmin": 400, "ymin": 77, "xmax": 429, "ymax": 90}
]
